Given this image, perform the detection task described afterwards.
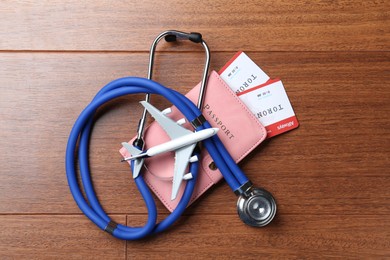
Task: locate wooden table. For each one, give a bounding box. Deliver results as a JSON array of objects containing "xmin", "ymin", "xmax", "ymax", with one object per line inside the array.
[{"xmin": 1, "ymin": 1, "xmax": 389, "ymax": 258}]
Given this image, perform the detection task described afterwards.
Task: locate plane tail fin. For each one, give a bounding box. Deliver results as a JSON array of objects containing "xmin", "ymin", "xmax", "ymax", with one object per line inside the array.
[{"xmin": 121, "ymin": 142, "xmax": 144, "ymax": 178}]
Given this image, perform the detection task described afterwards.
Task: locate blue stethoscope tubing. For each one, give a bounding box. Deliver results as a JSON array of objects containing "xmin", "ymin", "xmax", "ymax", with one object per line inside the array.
[{"xmin": 65, "ymin": 76, "xmax": 249, "ymax": 240}]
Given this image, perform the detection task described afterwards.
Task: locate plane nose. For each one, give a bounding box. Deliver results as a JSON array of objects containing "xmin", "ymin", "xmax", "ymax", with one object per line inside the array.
[{"xmin": 212, "ymin": 127, "xmax": 219, "ymax": 134}]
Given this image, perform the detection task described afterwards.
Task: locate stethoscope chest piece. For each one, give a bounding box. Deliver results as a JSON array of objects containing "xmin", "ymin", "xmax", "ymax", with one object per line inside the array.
[{"xmin": 237, "ymin": 187, "xmax": 277, "ymax": 227}]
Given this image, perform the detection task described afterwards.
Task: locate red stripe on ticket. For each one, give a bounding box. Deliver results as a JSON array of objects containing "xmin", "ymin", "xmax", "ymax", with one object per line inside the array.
[{"xmin": 265, "ymin": 116, "xmax": 299, "ymax": 138}]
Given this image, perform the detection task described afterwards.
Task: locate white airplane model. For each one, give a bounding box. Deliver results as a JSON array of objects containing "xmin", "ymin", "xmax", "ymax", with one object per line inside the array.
[{"xmin": 122, "ymin": 101, "xmax": 219, "ymax": 200}]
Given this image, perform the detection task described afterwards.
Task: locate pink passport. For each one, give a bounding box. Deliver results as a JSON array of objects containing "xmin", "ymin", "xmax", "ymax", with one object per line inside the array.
[{"xmin": 120, "ymin": 71, "xmax": 267, "ymax": 212}]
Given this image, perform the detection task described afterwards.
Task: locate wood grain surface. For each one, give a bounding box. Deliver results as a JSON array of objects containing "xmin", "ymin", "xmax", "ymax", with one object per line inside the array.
[{"xmin": 0, "ymin": 1, "xmax": 389, "ymax": 259}]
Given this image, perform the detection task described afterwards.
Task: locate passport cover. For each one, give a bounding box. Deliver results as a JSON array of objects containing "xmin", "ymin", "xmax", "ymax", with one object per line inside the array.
[{"xmin": 120, "ymin": 71, "xmax": 267, "ymax": 212}]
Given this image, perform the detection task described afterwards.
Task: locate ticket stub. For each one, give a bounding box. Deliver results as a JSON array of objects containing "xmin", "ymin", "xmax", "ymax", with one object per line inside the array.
[
  {"xmin": 219, "ymin": 51, "xmax": 270, "ymax": 94},
  {"xmin": 219, "ymin": 51, "xmax": 299, "ymax": 138}
]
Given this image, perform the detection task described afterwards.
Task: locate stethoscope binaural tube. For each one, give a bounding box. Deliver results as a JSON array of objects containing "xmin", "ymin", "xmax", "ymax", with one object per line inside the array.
[{"xmin": 135, "ymin": 30, "xmax": 210, "ymax": 148}]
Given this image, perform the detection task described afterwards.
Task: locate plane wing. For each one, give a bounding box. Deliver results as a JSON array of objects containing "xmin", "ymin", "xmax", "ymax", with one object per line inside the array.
[
  {"xmin": 171, "ymin": 143, "xmax": 196, "ymax": 200},
  {"xmin": 140, "ymin": 101, "xmax": 192, "ymax": 139}
]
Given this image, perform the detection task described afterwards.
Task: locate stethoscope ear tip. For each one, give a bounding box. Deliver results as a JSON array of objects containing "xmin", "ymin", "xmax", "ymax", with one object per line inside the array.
[
  {"xmin": 237, "ymin": 187, "xmax": 277, "ymax": 227},
  {"xmin": 164, "ymin": 34, "xmax": 177, "ymax": 42}
]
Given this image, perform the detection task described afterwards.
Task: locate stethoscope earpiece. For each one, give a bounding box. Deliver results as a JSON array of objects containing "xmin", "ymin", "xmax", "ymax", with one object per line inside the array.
[
  {"xmin": 237, "ymin": 187, "xmax": 277, "ymax": 227},
  {"xmin": 164, "ymin": 32, "xmax": 202, "ymax": 43}
]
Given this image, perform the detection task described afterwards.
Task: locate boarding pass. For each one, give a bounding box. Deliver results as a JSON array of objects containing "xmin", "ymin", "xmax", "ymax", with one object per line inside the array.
[{"xmin": 219, "ymin": 51, "xmax": 299, "ymax": 138}]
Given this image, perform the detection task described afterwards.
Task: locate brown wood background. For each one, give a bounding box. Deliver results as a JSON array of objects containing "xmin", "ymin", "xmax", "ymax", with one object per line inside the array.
[{"xmin": 1, "ymin": 0, "xmax": 389, "ymax": 259}]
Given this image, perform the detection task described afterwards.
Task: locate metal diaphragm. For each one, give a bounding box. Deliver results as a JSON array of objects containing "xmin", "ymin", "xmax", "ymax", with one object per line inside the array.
[{"xmin": 237, "ymin": 187, "xmax": 277, "ymax": 227}]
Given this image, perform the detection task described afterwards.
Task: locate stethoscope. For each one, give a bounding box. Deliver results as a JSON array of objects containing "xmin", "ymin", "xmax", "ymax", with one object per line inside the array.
[{"xmin": 65, "ymin": 30, "xmax": 277, "ymax": 240}]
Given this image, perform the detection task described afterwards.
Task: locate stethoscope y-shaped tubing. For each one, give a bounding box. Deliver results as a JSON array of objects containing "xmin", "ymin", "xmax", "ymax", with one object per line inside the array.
[{"xmin": 66, "ymin": 77, "xmax": 249, "ymax": 240}]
